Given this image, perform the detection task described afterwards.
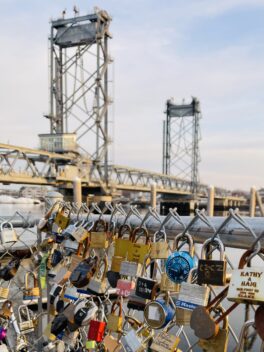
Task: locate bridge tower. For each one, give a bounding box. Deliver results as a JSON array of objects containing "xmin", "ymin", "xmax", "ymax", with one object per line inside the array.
[
  {"xmin": 43, "ymin": 8, "xmax": 113, "ymax": 184},
  {"xmin": 162, "ymin": 97, "xmax": 202, "ymax": 195}
]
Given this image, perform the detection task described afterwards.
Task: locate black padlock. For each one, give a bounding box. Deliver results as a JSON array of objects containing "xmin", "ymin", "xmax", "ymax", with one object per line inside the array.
[
  {"xmin": 106, "ymin": 270, "xmax": 120, "ymax": 288},
  {"xmin": 74, "ymin": 307, "xmax": 89, "ymax": 326},
  {"xmin": 70, "ymin": 256, "xmax": 98, "ymax": 288},
  {"xmin": 0, "ymin": 258, "xmax": 20, "ymax": 281},
  {"xmin": 51, "ymin": 249, "xmax": 63, "ymax": 267},
  {"xmin": 49, "ymin": 284, "xmax": 62, "ymax": 305},
  {"xmin": 50, "ymin": 313, "xmax": 68, "ymax": 336}
]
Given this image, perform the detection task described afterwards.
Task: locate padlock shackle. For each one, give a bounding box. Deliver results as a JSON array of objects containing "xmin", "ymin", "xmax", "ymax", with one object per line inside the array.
[
  {"xmin": 93, "ymin": 219, "xmax": 107, "ymax": 232},
  {"xmin": 25, "ymin": 272, "xmax": 38, "ymax": 289},
  {"xmin": 95, "ymin": 255, "xmax": 108, "ymax": 281},
  {"xmin": 140, "ymin": 255, "xmax": 161, "ymax": 279},
  {"xmin": 174, "ymin": 232, "xmax": 194, "ymax": 256},
  {"xmin": 117, "ymin": 224, "xmax": 132, "ymax": 239},
  {"xmin": 0, "ymin": 221, "xmax": 14, "ymax": 231},
  {"xmin": 200, "ymin": 237, "xmax": 225, "ymax": 261},
  {"xmin": 238, "ymin": 248, "xmax": 264, "ymax": 268},
  {"xmin": 153, "ymin": 230, "xmax": 167, "ymax": 243},
  {"xmin": 111, "ymin": 300, "xmax": 122, "ymax": 317},
  {"xmin": 130, "ymin": 227, "xmax": 150, "ymax": 244}
]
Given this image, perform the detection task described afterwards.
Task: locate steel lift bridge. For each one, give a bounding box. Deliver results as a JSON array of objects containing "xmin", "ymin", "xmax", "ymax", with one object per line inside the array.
[{"xmin": 0, "ymin": 9, "xmax": 241, "ymax": 202}]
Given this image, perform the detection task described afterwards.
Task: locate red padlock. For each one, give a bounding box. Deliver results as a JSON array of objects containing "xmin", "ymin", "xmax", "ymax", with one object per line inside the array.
[{"xmin": 87, "ymin": 307, "xmax": 106, "ymax": 343}]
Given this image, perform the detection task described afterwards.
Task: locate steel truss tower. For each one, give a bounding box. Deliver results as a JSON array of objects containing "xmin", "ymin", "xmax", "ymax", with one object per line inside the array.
[
  {"xmin": 48, "ymin": 9, "xmax": 112, "ymax": 183},
  {"xmin": 162, "ymin": 98, "xmax": 202, "ymax": 194}
]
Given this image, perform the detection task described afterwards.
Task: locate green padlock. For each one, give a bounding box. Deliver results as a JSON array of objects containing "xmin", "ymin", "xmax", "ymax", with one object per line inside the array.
[{"xmin": 86, "ymin": 340, "xmax": 96, "ymax": 349}]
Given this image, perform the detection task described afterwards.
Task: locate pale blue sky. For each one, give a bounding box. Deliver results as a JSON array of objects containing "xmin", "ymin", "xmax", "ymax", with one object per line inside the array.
[{"xmin": 0, "ymin": 0, "xmax": 263, "ymax": 190}]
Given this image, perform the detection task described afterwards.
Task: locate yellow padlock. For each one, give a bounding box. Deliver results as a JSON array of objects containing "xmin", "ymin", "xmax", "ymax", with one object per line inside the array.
[
  {"xmin": 107, "ymin": 300, "xmax": 123, "ymax": 332},
  {"xmin": 24, "ymin": 272, "xmax": 40, "ymax": 301},
  {"xmin": 114, "ymin": 224, "xmax": 132, "ymax": 258},
  {"xmin": 90, "ymin": 219, "xmax": 108, "ymax": 249},
  {"xmin": 127, "ymin": 227, "xmax": 150, "ymax": 264}
]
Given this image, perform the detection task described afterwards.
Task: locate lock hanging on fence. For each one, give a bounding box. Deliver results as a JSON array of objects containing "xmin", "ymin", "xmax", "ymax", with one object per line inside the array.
[
  {"xmin": 0, "ymin": 221, "xmax": 18, "ymax": 244},
  {"xmin": 197, "ymin": 237, "xmax": 227, "ymax": 286},
  {"xmin": 165, "ymin": 233, "xmax": 196, "ymax": 284},
  {"xmin": 17, "ymin": 305, "xmax": 34, "ymax": 334}
]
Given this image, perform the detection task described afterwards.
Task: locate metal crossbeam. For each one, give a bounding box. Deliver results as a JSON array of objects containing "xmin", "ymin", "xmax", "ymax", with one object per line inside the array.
[{"xmin": 0, "ymin": 143, "xmax": 246, "ymax": 204}]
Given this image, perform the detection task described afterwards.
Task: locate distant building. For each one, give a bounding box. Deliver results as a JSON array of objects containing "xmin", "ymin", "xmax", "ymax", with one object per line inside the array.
[{"xmin": 19, "ymin": 186, "xmax": 48, "ymax": 199}]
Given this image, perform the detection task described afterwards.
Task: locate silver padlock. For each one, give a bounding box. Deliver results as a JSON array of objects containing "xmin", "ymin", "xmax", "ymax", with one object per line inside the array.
[
  {"xmin": 121, "ymin": 325, "xmax": 152, "ymax": 352},
  {"xmin": 18, "ymin": 305, "xmax": 35, "ymax": 334},
  {"xmin": 120, "ymin": 260, "xmax": 141, "ymax": 277},
  {"xmin": 0, "ymin": 221, "xmax": 18, "ymax": 244},
  {"xmin": 63, "ymin": 239, "xmax": 79, "ymax": 254},
  {"xmin": 0, "ymin": 345, "xmax": 8, "ymax": 352}
]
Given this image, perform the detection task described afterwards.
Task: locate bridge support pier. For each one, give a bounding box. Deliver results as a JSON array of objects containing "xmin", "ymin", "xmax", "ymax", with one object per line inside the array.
[
  {"xmin": 160, "ymin": 196, "xmax": 198, "ymax": 216},
  {"xmin": 207, "ymin": 185, "xmax": 215, "ymax": 216},
  {"xmin": 73, "ymin": 177, "xmax": 82, "ymax": 208}
]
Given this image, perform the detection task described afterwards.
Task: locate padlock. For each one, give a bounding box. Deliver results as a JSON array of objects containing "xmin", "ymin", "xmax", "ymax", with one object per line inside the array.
[
  {"xmin": 90, "ymin": 219, "xmax": 108, "ymax": 249},
  {"xmin": 0, "ymin": 325, "xmax": 7, "ymax": 341},
  {"xmin": 120, "ymin": 260, "xmax": 141, "ymax": 277},
  {"xmin": 144, "ymin": 289, "xmax": 175, "ymax": 329},
  {"xmin": 0, "ymin": 280, "xmax": 11, "ymax": 299},
  {"xmin": 106, "ymin": 270, "xmax": 121, "ymax": 288},
  {"xmin": 160, "ymin": 273, "xmax": 180, "ymax": 293},
  {"xmin": 190, "ymin": 285, "xmax": 238, "ymax": 340},
  {"xmin": 165, "ymin": 233, "xmax": 196, "ymax": 284},
  {"xmin": 102, "ymin": 335, "xmax": 120, "ymax": 352},
  {"xmin": 64, "ymin": 238, "xmax": 79, "ymax": 254},
  {"xmin": 73, "ymin": 299, "xmax": 98, "ymax": 327},
  {"xmin": 49, "ymin": 283, "xmax": 63, "ymax": 305},
  {"xmin": 87, "ymin": 306, "xmax": 107, "ymax": 342},
  {"xmin": 127, "ymin": 293, "xmax": 147, "ymax": 312},
  {"xmin": 111, "ymin": 255, "xmax": 123, "ymax": 272},
  {"xmin": 114, "ymin": 224, "xmax": 132, "ymax": 258},
  {"xmin": 150, "ymin": 230, "xmax": 169, "ymax": 259},
  {"xmin": 0, "ymin": 257, "xmax": 20, "ymax": 281},
  {"xmin": 87, "ymin": 256, "xmax": 108, "ymax": 294},
  {"xmin": 116, "ymin": 278, "xmax": 135, "ymax": 297},
  {"xmin": 17, "ymin": 305, "xmax": 34, "ymax": 334},
  {"xmin": 121, "ymin": 324, "xmax": 153, "ymax": 352},
  {"xmin": 127, "ymin": 227, "xmax": 151, "ymax": 264},
  {"xmin": 70, "ymin": 255, "xmax": 98, "ymax": 288},
  {"xmin": 227, "ymin": 248, "xmax": 264, "ymax": 305},
  {"xmin": 107, "ymin": 299, "xmax": 123, "ymax": 332},
  {"xmin": 53, "ymin": 205, "xmax": 71, "ymax": 230},
  {"xmin": 0, "ymin": 300, "xmax": 13, "ymax": 320},
  {"xmin": 71, "ymin": 220, "xmax": 89, "ymax": 243},
  {"xmin": 0, "ymin": 221, "xmax": 18, "ymax": 244},
  {"xmin": 197, "ymin": 237, "xmax": 227, "ymax": 286},
  {"xmin": 86, "ymin": 340, "xmax": 97, "ymax": 349},
  {"xmin": 64, "ymin": 284, "xmax": 79, "ymax": 301},
  {"xmin": 23, "ymin": 272, "xmax": 40, "ymax": 301},
  {"xmin": 51, "ymin": 313, "xmax": 68, "ymax": 336},
  {"xmin": 16, "ymin": 335, "xmax": 29, "ymax": 352},
  {"xmin": 198, "ymin": 307, "xmax": 229, "ymax": 352},
  {"xmin": 0, "ymin": 345, "xmax": 8, "ymax": 352},
  {"xmin": 176, "ymin": 269, "xmax": 210, "ymax": 311},
  {"xmin": 150, "ymin": 321, "xmax": 181, "ymax": 352},
  {"xmin": 135, "ymin": 256, "xmax": 158, "ymax": 300}
]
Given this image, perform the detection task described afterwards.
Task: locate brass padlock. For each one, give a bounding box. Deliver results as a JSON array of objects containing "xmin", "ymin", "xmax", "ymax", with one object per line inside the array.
[
  {"xmin": 0, "ymin": 300, "xmax": 13, "ymax": 320},
  {"xmin": 197, "ymin": 238, "xmax": 227, "ymax": 286},
  {"xmin": 198, "ymin": 307, "xmax": 229, "ymax": 352},
  {"xmin": 90, "ymin": 219, "xmax": 108, "ymax": 249},
  {"xmin": 107, "ymin": 299, "xmax": 123, "ymax": 332},
  {"xmin": 114, "ymin": 224, "xmax": 132, "ymax": 258},
  {"xmin": 0, "ymin": 280, "xmax": 11, "ymax": 299},
  {"xmin": 160, "ymin": 273, "xmax": 180, "ymax": 293},
  {"xmin": 17, "ymin": 305, "xmax": 35, "ymax": 334},
  {"xmin": 150, "ymin": 320, "xmax": 181, "ymax": 352},
  {"xmin": 150, "ymin": 230, "xmax": 169, "ymax": 259},
  {"xmin": 24, "ymin": 272, "xmax": 40, "ymax": 301}
]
